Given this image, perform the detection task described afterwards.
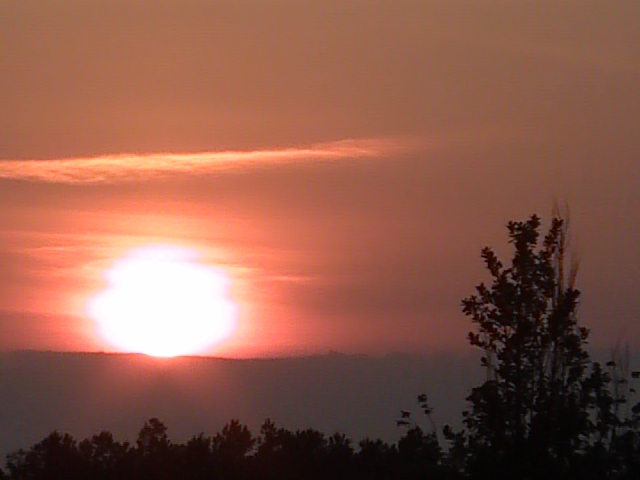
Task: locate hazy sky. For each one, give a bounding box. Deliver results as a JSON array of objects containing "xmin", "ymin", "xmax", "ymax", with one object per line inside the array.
[{"xmin": 1, "ymin": 0, "xmax": 639, "ymax": 357}]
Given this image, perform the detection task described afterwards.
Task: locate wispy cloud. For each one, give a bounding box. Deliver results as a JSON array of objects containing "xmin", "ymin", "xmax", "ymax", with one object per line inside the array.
[{"xmin": 0, "ymin": 137, "xmax": 420, "ymax": 184}]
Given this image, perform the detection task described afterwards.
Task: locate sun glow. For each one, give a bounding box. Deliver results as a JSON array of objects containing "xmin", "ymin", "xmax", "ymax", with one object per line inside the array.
[{"xmin": 86, "ymin": 245, "xmax": 237, "ymax": 357}]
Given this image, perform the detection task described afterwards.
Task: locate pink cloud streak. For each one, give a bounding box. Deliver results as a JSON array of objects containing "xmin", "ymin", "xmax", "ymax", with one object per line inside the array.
[{"xmin": 0, "ymin": 137, "xmax": 420, "ymax": 184}]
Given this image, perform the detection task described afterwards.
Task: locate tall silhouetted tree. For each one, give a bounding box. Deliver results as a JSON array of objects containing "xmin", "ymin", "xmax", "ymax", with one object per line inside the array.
[{"xmin": 457, "ymin": 213, "xmax": 626, "ymax": 479}]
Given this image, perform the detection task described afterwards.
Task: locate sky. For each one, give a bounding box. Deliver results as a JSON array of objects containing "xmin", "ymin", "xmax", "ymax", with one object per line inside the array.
[{"xmin": 1, "ymin": 0, "xmax": 639, "ymax": 358}]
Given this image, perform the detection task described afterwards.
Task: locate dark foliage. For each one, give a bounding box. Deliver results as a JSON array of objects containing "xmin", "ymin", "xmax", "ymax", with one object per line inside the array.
[
  {"xmin": 400, "ymin": 214, "xmax": 640, "ymax": 479},
  {"xmin": 3, "ymin": 418, "xmax": 457, "ymax": 480},
  {"xmin": 443, "ymin": 214, "xmax": 639, "ymax": 479}
]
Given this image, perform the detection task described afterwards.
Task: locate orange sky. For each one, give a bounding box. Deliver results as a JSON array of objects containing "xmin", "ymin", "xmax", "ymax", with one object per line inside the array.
[{"xmin": 1, "ymin": 0, "xmax": 639, "ymax": 357}]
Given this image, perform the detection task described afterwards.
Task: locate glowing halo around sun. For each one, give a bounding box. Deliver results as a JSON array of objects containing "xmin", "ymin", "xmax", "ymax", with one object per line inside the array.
[{"xmin": 86, "ymin": 245, "xmax": 238, "ymax": 357}]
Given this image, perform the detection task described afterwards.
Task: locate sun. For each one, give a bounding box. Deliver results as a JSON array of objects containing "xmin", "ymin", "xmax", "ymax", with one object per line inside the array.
[{"xmin": 86, "ymin": 245, "xmax": 238, "ymax": 357}]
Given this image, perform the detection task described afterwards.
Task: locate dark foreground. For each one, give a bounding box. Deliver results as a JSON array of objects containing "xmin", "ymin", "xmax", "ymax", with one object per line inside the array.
[{"xmin": 2, "ymin": 417, "xmax": 462, "ymax": 480}]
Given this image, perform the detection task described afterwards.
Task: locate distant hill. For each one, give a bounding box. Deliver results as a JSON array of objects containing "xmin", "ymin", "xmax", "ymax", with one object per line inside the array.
[{"xmin": 0, "ymin": 350, "xmax": 481, "ymax": 460}]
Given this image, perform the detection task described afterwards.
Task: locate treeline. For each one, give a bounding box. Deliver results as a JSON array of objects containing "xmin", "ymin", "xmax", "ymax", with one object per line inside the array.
[{"xmin": 2, "ymin": 418, "xmax": 457, "ymax": 480}]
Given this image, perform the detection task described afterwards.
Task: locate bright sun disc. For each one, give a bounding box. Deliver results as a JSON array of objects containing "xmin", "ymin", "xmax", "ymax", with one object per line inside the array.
[{"xmin": 86, "ymin": 245, "xmax": 238, "ymax": 357}]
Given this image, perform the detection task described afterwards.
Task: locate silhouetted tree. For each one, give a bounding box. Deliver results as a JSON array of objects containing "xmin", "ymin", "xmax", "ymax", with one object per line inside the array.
[
  {"xmin": 396, "ymin": 426, "xmax": 442, "ymax": 478},
  {"xmin": 136, "ymin": 417, "xmax": 169, "ymax": 455},
  {"xmin": 254, "ymin": 419, "xmax": 283, "ymax": 480},
  {"xmin": 133, "ymin": 417, "xmax": 178, "ymax": 480},
  {"xmin": 324, "ymin": 432, "xmax": 354, "ymax": 480},
  {"xmin": 211, "ymin": 419, "xmax": 255, "ymax": 480},
  {"xmin": 179, "ymin": 433, "xmax": 214, "ymax": 480},
  {"xmin": 282, "ymin": 428, "xmax": 328, "ymax": 480},
  {"xmin": 5, "ymin": 431, "xmax": 82, "ymax": 480},
  {"xmin": 456, "ymin": 213, "xmax": 635, "ymax": 479},
  {"xmin": 356, "ymin": 438, "xmax": 396, "ymax": 480},
  {"xmin": 78, "ymin": 430, "xmax": 132, "ymax": 480}
]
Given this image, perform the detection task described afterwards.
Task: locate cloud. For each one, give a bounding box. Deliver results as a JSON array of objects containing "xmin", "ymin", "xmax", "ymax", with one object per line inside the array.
[{"xmin": 0, "ymin": 137, "xmax": 420, "ymax": 185}]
